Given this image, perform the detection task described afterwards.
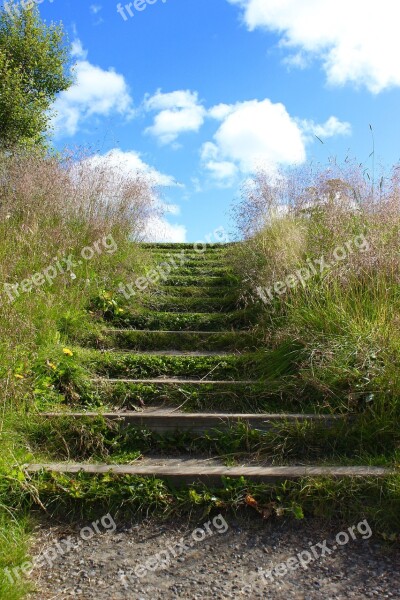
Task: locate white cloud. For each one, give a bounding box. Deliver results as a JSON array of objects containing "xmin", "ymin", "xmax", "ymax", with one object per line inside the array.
[
  {"xmin": 143, "ymin": 217, "xmax": 187, "ymax": 243},
  {"xmin": 144, "ymin": 90, "xmax": 206, "ymax": 145},
  {"xmin": 228, "ymin": 0, "xmax": 400, "ymax": 93},
  {"xmin": 300, "ymin": 116, "xmax": 352, "ymax": 141},
  {"xmin": 202, "ymin": 98, "xmax": 350, "ymax": 182},
  {"xmin": 202, "ymin": 99, "xmax": 305, "ymax": 178},
  {"xmin": 85, "ymin": 149, "xmax": 181, "ymax": 188},
  {"xmin": 90, "ymin": 4, "xmax": 102, "ymax": 14},
  {"xmin": 204, "ymin": 161, "xmax": 239, "ymax": 186},
  {"xmin": 53, "ymin": 41, "xmax": 134, "ymax": 137},
  {"xmin": 208, "ymin": 103, "xmax": 236, "ymax": 120},
  {"xmin": 70, "ymin": 39, "xmax": 88, "ymax": 60}
]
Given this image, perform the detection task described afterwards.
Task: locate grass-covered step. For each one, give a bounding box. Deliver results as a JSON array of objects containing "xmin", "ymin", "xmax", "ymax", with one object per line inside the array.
[
  {"xmin": 163, "ymin": 266, "xmax": 231, "ymax": 277},
  {"xmin": 18, "ymin": 467, "xmax": 400, "ymax": 532},
  {"xmin": 108, "ymin": 309, "xmax": 257, "ymax": 330},
  {"xmin": 25, "ymin": 460, "xmax": 392, "ymax": 487},
  {"xmin": 149, "ymin": 254, "xmax": 226, "ymax": 264},
  {"xmin": 163, "ymin": 275, "xmax": 235, "ymax": 287},
  {"xmin": 126, "ymin": 350, "xmax": 233, "ymax": 355},
  {"xmin": 154, "ymin": 285, "xmax": 238, "ymax": 298},
  {"xmin": 142, "ymin": 243, "xmax": 230, "ymax": 250},
  {"xmin": 141, "ymin": 295, "xmax": 238, "ymax": 313},
  {"xmin": 87, "ymin": 379, "xmax": 308, "ymax": 413},
  {"xmin": 80, "ymin": 349, "xmax": 257, "ymax": 380},
  {"xmin": 31, "ymin": 413, "xmax": 399, "ymax": 465},
  {"xmin": 40, "ymin": 411, "xmax": 345, "ymax": 435},
  {"xmin": 96, "ymin": 329, "xmax": 259, "ymax": 352}
]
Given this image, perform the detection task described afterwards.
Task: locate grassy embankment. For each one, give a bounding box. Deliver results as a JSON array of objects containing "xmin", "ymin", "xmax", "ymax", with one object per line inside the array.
[{"xmin": 0, "ymin": 151, "xmax": 157, "ymax": 598}]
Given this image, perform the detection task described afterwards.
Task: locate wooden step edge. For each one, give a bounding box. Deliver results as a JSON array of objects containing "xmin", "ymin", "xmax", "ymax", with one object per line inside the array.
[
  {"xmin": 104, "ymin": 329, "xmax": 254, "ymax": 335},
  {"xmin": 152, "ymin": 260, "xmax": 228, "ymax": 265},
  {"xmin": 107, "ymin": 350, "xmax": 235, "ymax": 357},
  {"xmin": 91, "ymin": 378, "xmax": 260, "ymax": 385},
  {"xmin": 39, "ymin": 411, "xmax": 345, "ymax": 420},
  {"xmin": 23, "ymin": 462, "xmax": 393, "ymax": 485},
  {"xmin": 165, "ymin": 274, "xmax": 229, "ymax": 278},
  {"xmin": 38, "ymin": 412, "xmax": 347, "ymax": 433},
  {"xmin": 144, "ymin": 297, "xmax": 236, "ymax": 303},
  {"xmin": 117, "ymin": 309, "xmax": 245, "ymax": 318},
  {"xmin": 141, "ymin": 308, "xmax": 235, "ymax": 315}
]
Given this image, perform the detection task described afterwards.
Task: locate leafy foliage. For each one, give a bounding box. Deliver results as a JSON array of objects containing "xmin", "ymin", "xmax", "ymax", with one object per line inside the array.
[{"xmin": 0, "ymin": 3, "xmax": 71, "ymax": 149}]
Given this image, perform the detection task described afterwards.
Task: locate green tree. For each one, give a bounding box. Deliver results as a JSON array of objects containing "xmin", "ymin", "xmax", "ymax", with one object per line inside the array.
[{"xmin": 0, "ymin": 2, "xmax": 71, "ymax": 149}]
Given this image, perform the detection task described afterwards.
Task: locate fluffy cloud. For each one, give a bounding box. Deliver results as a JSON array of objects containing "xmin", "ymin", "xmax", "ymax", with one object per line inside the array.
[
  {"xmin": 85, "ymin": 149, "xmax": 181, "ymax": 188},
  {"xmin": 202, "ymin": 98, "xmax": 350, "ymax": 182},
  {"xmin": 300, "ymin": 116, "xmax": 352, "ymax": 142},
  {"xmin": 228, "ymin": 0, "xmax": 400, "ymax": 93},
  {"xmin": 143, "ymin": 216, "xmax": 187, "ymax": 243},
  {"xmin": 52, "ymin": 41, "xmax": 134, "ymax": 137},
  {"xmin": 144, "ymin": 90, "xmax": 207, "ymax": 145}
]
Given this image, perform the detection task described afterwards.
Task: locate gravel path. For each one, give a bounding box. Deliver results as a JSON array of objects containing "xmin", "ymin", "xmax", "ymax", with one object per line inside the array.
[{"xmin": 26, "ymin": 515, "xmax": 400, "ymax": 599}]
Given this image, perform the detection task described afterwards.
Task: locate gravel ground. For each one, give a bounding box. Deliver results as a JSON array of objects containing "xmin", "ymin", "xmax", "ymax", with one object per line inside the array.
[{"xmin": 26, "ymin": 514, "xmax": 400, "ymax": 599}]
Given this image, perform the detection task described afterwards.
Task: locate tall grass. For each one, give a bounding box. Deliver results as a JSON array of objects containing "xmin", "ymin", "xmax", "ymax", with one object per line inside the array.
[
  {"xmin": 0, "ymin": 148, "xmax": 160, "ymax": 598},
  {"xmin": 228, "ymin": 161, "xmax": 400, "ymax": 417}
]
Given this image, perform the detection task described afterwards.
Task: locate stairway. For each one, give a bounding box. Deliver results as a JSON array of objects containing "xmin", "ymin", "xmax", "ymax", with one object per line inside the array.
[{"xmin": 27, "ymin": 243, "xmax": 391, "ymax": 485}]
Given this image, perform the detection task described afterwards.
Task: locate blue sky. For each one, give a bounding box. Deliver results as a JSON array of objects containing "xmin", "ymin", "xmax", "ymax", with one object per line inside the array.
[{"xmin": 6, "ymin": 0, "xmax": 400, "ymax": 241}]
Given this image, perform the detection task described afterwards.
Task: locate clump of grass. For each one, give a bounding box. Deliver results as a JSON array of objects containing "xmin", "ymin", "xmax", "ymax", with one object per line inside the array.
[{"xmin": 228, "ymin": 160, "xmax": 400, "ymax": 417}]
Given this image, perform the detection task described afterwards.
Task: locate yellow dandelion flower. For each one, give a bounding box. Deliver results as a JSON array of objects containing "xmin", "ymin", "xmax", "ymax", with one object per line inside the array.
[
  {"xmin": 62, "ymin": 348, "xmax": 73, "ymax": 357},
  {"xmin": 15, "ymin": 374, "xmax": 24, "ymax": 380}
]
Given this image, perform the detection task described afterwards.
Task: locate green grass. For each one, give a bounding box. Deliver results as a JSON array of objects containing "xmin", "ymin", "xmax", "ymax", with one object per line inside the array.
[
  {"xmin": 7, "ymin": 469, "xmax": 400, "ymax": 533},
  {"xmin": 58, "ymin": 379, "xmax": 328, "ymax": 413},
  {"xmin": 22, "ymin": 414, "xmax": 400, "ymax": 466},
  {"xmin": 222, "ymin": 162, "xmax": 400, "ymax": 534},
  {"xmin": 82, "ymin": 329, "xmax": 260, "ymax": 352},
  {"xmin": 2, "ymin": 153, "xmax": 400, "ymax": 599},
  {"xmin": 0, "ymin": 151, "xmax": 159, "ymax": 596},
  {"xmin": 154, "ymin": 285, "xmax": 238, "ymax": 298},
  {"xmin": 141, "ymin": 295, "xmax": 240, "ymax": 313},
  {"xmin": 79, "ymin": 348, "xmax": 257, "ymax": 380},
  {"xmin": 162, "ymin": 275, "xmax": 236, "ymax": 287},
  {"xmin": 107, "ymin": 308, "xmax": 258, "ymax": 330}
]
